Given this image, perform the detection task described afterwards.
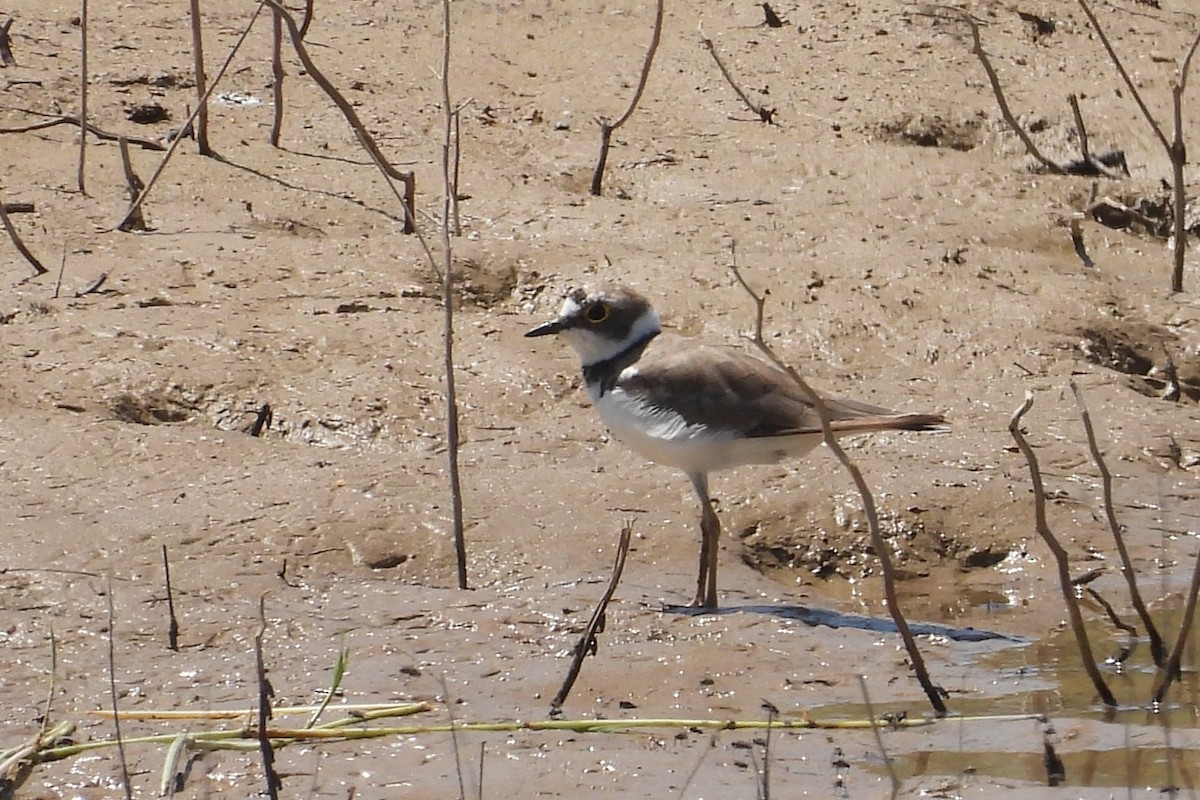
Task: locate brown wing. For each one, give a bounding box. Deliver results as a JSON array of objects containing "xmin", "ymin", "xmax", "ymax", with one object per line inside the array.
[{"xmin": 623, "ymin": 343, "xmax": 944, "ymax": 438}]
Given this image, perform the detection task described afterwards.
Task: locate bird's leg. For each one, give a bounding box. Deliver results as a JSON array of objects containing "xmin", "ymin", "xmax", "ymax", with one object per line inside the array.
[{"xmin": 689, "ymin": 473, "xmax": 720, "ymax": 609}]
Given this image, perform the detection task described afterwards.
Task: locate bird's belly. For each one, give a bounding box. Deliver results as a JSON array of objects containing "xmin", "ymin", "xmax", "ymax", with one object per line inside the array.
[{"xmin": 591, "ymin": 387, "xmax": 822, "ymax": 474}]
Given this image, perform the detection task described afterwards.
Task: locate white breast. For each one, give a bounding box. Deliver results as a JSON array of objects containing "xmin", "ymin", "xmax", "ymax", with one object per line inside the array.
[{"xmin": 588, "ymin": 378, "xmax": 824, "ymax": 475}]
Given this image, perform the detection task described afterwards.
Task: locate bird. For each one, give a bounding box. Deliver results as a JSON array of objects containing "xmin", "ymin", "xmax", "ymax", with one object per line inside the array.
[{"xmin": 525, "ymin": 284, "xmax": 945, "ymax": 610}]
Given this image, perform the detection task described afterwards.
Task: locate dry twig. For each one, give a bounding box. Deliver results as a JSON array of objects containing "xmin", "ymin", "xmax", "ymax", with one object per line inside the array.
[
  {"xmin": 161, "ymin": 545, "xmax": 180, "ymax": 651},
  {"xmin": 0, "ymin": 114, "xmax": 165, "ymax": 150},
  {"xmin": 116, "ymin": 138, "xmax": 148, "ymax": 232},
  {"xmin": 77, "ymin": 0, "xmax": 88, "ymax": 194},
  {"xmin": 926, "ymin": 7, "xmax": 1065, "ymax": 173},
  {"xmin": 265, "ymin": 0, "xmax": 416, "ymax": 233},
  {"xmin": 0, "ymin": 188, "xmax": 46, "ymax": 277},
  {"xmin": 1008, "ymin": 392, "xmax": 1117, "ymax": 707},
  {"xmin": 269, "ymin": 6, "xmax": 284, "ymax": 147},
  {"xmin": 188, "ymin": 0, "xmax": 213, "ymax": 154},
  {"xmin": 551, "ymin": 524, "xmax": 634, "ymax": 713},
  {"xmin": 730, "ymin": 252, "xmax": 947, "ymax": 716},
  {"xmin": 1153, "ymin": 543, "xmax": 1200, "ymax": 703},
  {"xmin": 590, "ymin": 0, "xmax": 664, "ymax": 196},
  {"xmin": 117, "ymin": 1, "xmax": 267, "ymax": 230},
  {"xmin": 1077, "ymin": 0, "xmax": 1200, "ymax": 292},
  {"xmin": 254, "ymin": 596, "xmax": 282, "ymax": 799},
  {"xmin": 438, "ymin": 0, "xmax": 467, "ymax": 589},
  {"xmin": 0, "ymin": 18, "xmax": 15, "ymax": 66},
  {"xmin": 700, "ymin": 36, "xmax": 776, "ymax": 124},
  {"xmin": 1070, "ymin": 382, "xmax": 1168, "ymax": 668},
  {"xmin": 105, "ymin": 577, "xmax": 133, "ymax": 800}
]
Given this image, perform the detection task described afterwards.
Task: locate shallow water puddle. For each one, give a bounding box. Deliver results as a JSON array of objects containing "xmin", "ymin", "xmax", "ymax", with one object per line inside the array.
[{"xmin": 807, "ymin": 617, "xmax": 1198, "ymax": 791}]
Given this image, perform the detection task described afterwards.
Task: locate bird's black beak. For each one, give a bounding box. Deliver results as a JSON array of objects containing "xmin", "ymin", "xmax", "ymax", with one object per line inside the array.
[{"xmin": 525, "ymin": 318, "xmax": 565, "ymax": 337}]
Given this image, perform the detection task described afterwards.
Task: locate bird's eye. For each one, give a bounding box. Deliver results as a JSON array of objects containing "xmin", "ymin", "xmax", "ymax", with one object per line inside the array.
[{"xmin": 585, "ymin": 302, "xmax": 610, "ymax": 323}]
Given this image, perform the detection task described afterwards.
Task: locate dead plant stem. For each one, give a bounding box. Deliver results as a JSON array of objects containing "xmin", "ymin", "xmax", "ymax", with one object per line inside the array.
[
  {"xmin": 254, "ymin": 595, "xmax": 281, "ymax": 799},
  {"xmin": 729, "ymin": 251, "xmax": 946, "ymax": 716},
  {"xmin": 1071, "ymin": 382, "xmax": 1167, "ymax": 668},
  {"xmin": 590, "ymin": 0, "xmax": 664, "ymax": 195},
  {"xmin": 117, "ymin": 1, "xmax": 267, "ymax": 230},
  {"xmin": 551, "ymin": 524, "xmax": 634, "ymax": 712},
  {"xmin": 0, "ymin": 185, "xmax": 46, "ymax": 276},
  {"xmin": 188, "ymin": 0, "xmax": 212, "ymax": 154},
  {"xmin": 439, "ymin": 0, "xmax": 467, "ymax": 589},
  {"xmin": 105, "ymin": 577, "xmax": 133, "ymax": 800},
  {"xmin": 1009, "ymin": 392, "xmax": 1117, "ymax": 707},
  {"xmin": 76, "ymin": 0, "xmax": 88, "ymax": 194},
  {"xmin": 1153, "ymin": 540, "xmax": 1200, "ymax": 703},
  {"xmin": 270, "ymin": 6, "xmax": 284, "ymax": 147},
  {"xmin": 265, "ymin": 0, "xmax": 415, "ymax": 233}
]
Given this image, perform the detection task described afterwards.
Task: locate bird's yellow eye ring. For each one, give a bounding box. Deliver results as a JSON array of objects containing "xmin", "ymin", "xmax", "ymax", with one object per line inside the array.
[{"xmin": 585, "ymin": 302, "xmax": 610, "ymax": 323}]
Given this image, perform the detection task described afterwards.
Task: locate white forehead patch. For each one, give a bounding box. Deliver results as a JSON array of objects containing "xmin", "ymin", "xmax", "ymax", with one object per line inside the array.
[{"xmin": 559, "ymin": 294, "xmax": 584, "ymax": 319}]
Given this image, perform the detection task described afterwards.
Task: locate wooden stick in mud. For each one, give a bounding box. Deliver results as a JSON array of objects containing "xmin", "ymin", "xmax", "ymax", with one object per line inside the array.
[
  {"xmin": 0, "ymin": 115, "xmax": 165, "ymax": 151},
  {"xmin": 0, "ymin": 18, "xmax": 16, "ymax": 66},
  {"xmin": 551, "ymin": 524, "xmax": 634, "ymax": 713},
  {"xmin": 105, "ymin": 577, "xmax": 134, "ymax": 800},
  {"xmin": 254, "ymin": 595, "xmax": 282, "ymax": 800},
  {"xmin": 1070, "ymin": 382, "xmax": 1168, "ymax": 669},
  {"xmin": 1008, "ymin": 392, "xmax": 1117, "ymax": 708},
  {"xmin": 161, "ymin": 545, "xmax": 180, "ymax": 651},
  {"xmin": 0, "ymin": 187, "xmax": 46, "ymax": 277},
  {"xmin": 1152, "ymin": 544, "xmax": 1200, "ymax": 703},
  {"xmin": 437, "ymin": 0, "xmax": 467, "ymax": 589},
  {"xmin": 269, "ymin": 5, "xmax": 284, "ymax": 147},
  {"xmin": 1077, "ymin": 0, "xmax": 1200, "ymax": 293},
  {"xmin": 77, "ymin": 0, "xmax": 89, "ymax": 194},
  {"xmin": 730, "ymin": 249, "xmax": 948, "ymax": 717},
  {"xmin": 263, "ymin": 0, "xmax": 416, "ymax": 233},
  {"xmin": 116, "ymin": 137, "xmax": 148, "ymax": 232},
  {"xmin": 700, "ymin": 36, "xmax": 776, "ymax": 124},
  {"xmin": 116, "ymin": 2, "xmax": 267, "ymax": 231},
  {"xmin": 188, "ymin": 0, "xmax": 213, "ymax": 155},
  {"xmin": 590, "ymin": 0, "xmax": 663, "ymax": 196}
]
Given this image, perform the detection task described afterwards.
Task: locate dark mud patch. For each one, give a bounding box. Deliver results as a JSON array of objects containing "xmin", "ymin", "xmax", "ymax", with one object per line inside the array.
[
  {"xmin": 1076, "ymin": 320, "xmax": 1199, "ymax": 402},
  {"xmin": 872, "ymin": 111, "xmax": 986, "ymax": 151},
  {"xmin": 737, "ymin": 498, "xmax": 1019, "ymax": 584},
  {"xmin": 110, "ymin": 387, "xmax": 204, "ymax": 424}
]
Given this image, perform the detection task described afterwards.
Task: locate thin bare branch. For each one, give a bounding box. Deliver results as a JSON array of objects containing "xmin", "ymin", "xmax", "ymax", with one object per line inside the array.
[
  {"xmin": 927, "ymin": 6, "xmax": 1065, "ymax": 173},
  {"xmin": 730, "ymin": 252, "xmax": 947, "ymax": 716},
  {"xmin": 269, "ymin": 6, "xmax": 284, "ymax": 147},
  {"xmin": 254, "ymin": 595, "xmax": 281, "ymax": 799},
  {"xmin": 116, "ymin": 137, "xmax": 148, "ymax": 232},
  {"xmin": 439, "ymin": 0, "xmax": 467, "ymax": 589},
  {"xmin": 0, "ymin": 114, "xmax": 165, "ymax": 150},
  {"xmin": 1070, "ymin": 382, "xmax": 1168, "ymax": 668},
  {"xmin": 0, "ymin": 187, "xmax": 46, "ymax": 277},
  {"xmin": 116, "ymin": 2, "xmax": 267, "ymax": 230},
  {"xmin": 1077, "ymin": 0, "xmax": 1169, "ymax": 152},
  {"xmin": 77, "ymin": 0, "xmax": 88, "ymax": 194},
  {"xmin": 298, "ymin": 0, "xmax": 314, "ymax": 40},
  {"xmin": 188, "ymin": 0, "xmax": 213, "ymax": 154},
  {"xmin": 0, "ymin": 18, "xmax": 15, "ymax": 66},
  {"xmin": 1009, "ymin": 392, "xmax": 1117, "ymax": 708},
  {"xmin": 590, "ymin": 0, "xmax": 664, "ymax": 196},
  {"xmin": 265, "ymin": 0, "xmax": 416, "ymax": 233},
  {"xmin": 161, "ymin": 545, "xmax": 179, "ymax": 651},
  {"xmin": 551, "ymin": 524, "xmax": 634, "ymax": 713},
  {"xmin": 700, "ymin": 36, "xmax": 776, "ymax": 123},
  {"xmin": 1153, "ymin": 542, "xmax": 1200, "ymax": 703},
  {"xmin": 105, "ymin": 577, "xmax": 133, "ymax": 800}
]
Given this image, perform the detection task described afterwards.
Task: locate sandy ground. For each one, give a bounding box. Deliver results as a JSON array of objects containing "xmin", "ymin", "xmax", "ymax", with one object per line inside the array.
[{"xmin": 2, "ymin": 0, "xmax": 1200, "ymax": 796}]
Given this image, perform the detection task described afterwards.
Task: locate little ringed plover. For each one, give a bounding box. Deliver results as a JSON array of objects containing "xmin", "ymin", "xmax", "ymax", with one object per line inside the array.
[{"xmin": 526, "ymin": 284, "xmax": 944, "ymax": 610}]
